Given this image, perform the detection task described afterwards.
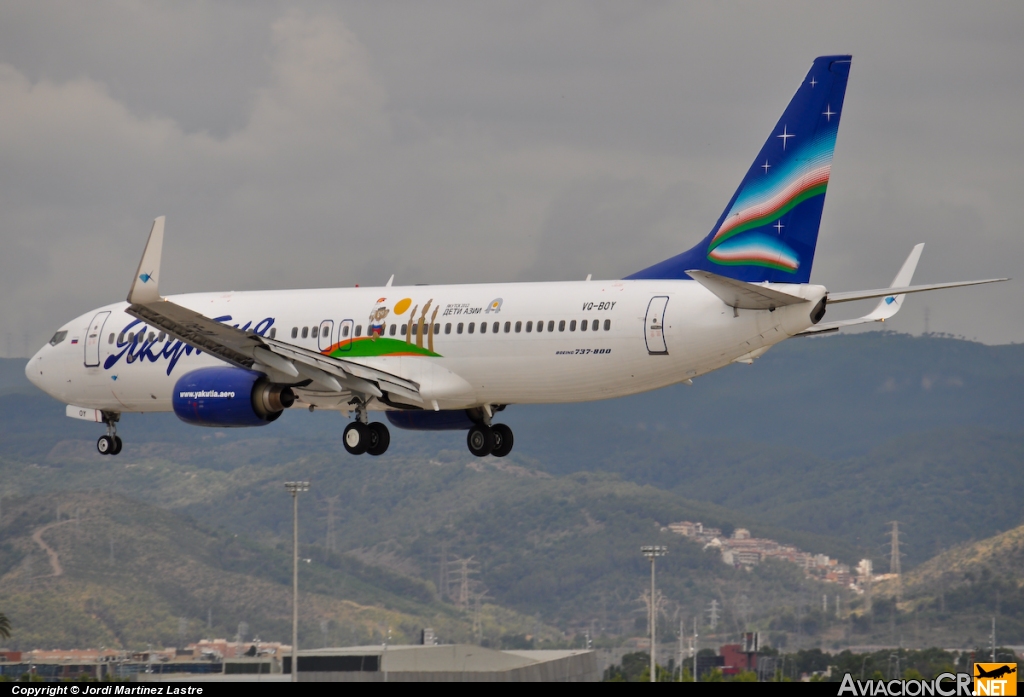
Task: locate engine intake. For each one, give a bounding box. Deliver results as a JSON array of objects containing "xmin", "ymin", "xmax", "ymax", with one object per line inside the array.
[{"xmin": 173, "ymin": 367, "xmax": 295, "ymax": 427}]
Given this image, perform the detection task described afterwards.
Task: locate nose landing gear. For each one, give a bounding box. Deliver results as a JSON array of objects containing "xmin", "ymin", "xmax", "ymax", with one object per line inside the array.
[{"xmin": 97, "ymin": 413, "xmax": 123, "ymax": 456}]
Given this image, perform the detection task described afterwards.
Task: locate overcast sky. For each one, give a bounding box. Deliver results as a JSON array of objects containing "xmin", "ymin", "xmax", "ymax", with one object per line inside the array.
[{"xmin": 2, "ymin": 1, "xmax": 1022, "ymax": 356}]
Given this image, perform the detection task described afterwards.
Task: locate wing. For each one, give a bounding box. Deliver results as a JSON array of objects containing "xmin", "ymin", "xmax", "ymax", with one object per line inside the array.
[{"xmin": 125, "ymin": 217, "xmax": 422, "ymax": 404}]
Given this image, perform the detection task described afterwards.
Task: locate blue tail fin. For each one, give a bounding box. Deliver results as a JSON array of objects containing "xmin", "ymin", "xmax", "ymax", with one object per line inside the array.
[{"xmin": 627, "ymin": 55, "xmax": 852, "ymax": 284}]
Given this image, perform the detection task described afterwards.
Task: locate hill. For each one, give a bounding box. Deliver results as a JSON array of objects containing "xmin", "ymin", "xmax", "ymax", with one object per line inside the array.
[
  {"xmin": 2, "ymin": 333, "xmax": 1021, "ymax": 566},
  {"xmin": 1, "ymin": 331, "xmax": 1022, "ymax": 649},
  {"xmin": 864, "ymin": 522, "xmax": 1024, "ymax": 646},
  {"xmin": 0, "ymin": 447, "xmax": 863, "ymax": 643},
  {"xmin": 0, "ymin": 491, "xmax": 547, "ymax": 651}
]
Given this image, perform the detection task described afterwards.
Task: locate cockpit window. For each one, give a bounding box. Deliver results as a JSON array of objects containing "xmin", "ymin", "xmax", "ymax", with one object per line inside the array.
[{"xmin": 48, "ymin": 331, "xmax": 68, "ymax": 346}]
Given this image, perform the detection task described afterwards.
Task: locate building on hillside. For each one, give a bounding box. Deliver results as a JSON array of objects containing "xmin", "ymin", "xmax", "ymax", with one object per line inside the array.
[{"xmin": 664, "ymin": 519, "xmax": 858, "ymax": 590}]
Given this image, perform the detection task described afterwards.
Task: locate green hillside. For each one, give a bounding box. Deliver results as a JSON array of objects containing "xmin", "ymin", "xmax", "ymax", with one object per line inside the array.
[
  {"xmin": 0, "ymin": 449, "xmax": 865, "ymax": 646},
  {"xmin": 1, "ymin": 332, "xmax": 1022, "ymax": 650},
  {"xmin": 863, "ymin": 522, "xmax": 1024, "ymax": 646},
  {"xmin": 0, "ymin": 491, "xmax": 548, "ymax": 651}
]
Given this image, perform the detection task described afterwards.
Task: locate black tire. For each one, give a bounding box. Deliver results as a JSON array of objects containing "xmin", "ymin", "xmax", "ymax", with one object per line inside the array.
[
  {"xmin": 111, "ymin": 436, "xmax": 123, "ymax": 455},
  {"xmin": 343, "ymin": 422, "xmax": 369, "ymax": 455},
  {"xmin": 491, "ymin": 424, "xmax": 513, "ymax": 458},
  {"xmin": 467, "ymin": 425, "xmax": 494, "ymax": 457},
  {"xmin": 367, "ymin": 422, "xmax": 391, "ymax": 456},
  {"xmin": 97, "ymin": 435, "xmax": 113, "ymax": 455}
]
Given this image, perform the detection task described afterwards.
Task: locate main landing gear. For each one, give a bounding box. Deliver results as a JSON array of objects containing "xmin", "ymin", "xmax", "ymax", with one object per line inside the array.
[
  {"xmin": 343, "ymin": 401, "xmax": 390, "ymax": 456},
  {"xmin": 343, "ymin": 421, "xmax": 391, "ymax": 456},
  {"xmin": 96, "ymin": 413, "xmax": 123, "ymax": 456},
  {"xmin": 467, "ymin": 423, "xmax": 513, "ymax": 458}
]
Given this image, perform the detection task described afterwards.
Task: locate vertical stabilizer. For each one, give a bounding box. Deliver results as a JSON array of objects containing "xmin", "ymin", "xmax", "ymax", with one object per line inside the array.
[{"xmin": 628, "ymin": 55, "xmax": 852, "ymax": 284}]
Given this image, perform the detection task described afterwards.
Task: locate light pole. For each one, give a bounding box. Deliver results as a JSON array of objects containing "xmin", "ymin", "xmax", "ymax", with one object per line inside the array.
[
  {"xmin": 641, "ymin": 545, "xmax": 667, "ymax": 682},
  {"xmin": 285, "ymin": 481, "xmax": 310, "ymax": 683}
]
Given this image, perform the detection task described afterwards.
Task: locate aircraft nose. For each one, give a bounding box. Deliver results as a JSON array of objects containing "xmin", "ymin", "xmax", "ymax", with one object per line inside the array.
[{"xmin": 25, "ymin": 347, "xmax": 45, "ymax": 389}]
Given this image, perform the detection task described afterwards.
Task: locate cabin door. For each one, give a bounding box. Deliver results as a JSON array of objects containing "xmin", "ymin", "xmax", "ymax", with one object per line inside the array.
[
  {"xmin": 644, "ymin": 296, "xmax": 669, "ymax": 355},
  {"xmin": 84, "ymin": 311, "xmax": 110, "ymax": 367}
]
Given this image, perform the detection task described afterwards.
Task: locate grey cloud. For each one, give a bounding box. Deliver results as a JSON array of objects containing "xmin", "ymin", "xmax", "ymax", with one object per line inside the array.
[{"xmin": 1, "ymin": 1, "xmax": 1022, "ymax": 354}]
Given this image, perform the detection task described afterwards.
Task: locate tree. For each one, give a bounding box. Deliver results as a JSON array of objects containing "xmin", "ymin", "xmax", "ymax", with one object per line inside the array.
[{"xmin": 0, "ymin": 612, "xmax": 10, "ymax": 640}]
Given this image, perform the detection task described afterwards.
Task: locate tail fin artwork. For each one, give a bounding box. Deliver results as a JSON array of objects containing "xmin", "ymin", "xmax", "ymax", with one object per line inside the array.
[{"xmin": 628, "ymin": 55, "xmax": 852, "ymax": 284}]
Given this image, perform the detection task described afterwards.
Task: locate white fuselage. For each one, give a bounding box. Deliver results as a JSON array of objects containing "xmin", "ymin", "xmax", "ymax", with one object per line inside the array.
[{"xmin": 26, "ymin": 279, "xmax": 825, "ymax": 415}]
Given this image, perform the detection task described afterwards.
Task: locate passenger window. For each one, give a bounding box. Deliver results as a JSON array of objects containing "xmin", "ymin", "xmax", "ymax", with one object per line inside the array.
[
  {"xmin": 592, "ymin": 319, "xmax": 599, "ymax": 331},
  {"xmin": 291, "ymin": 327, "xmax": 298, "ymax": 339},
  {"xmin": 526, "ymin": 321, "xmax": 533, "ymax": 333},
  {"xmin": 118, "ymin": 332, "xmax": 125, "ymax": 343},
  {"xmin": 515, "ymin": 321, "xmax": 522, "ymax": 333},
  {"xmin": 268, "ymin": 328, "xmax": 275, "ymax": 340},
  {"xmin": 301, "ymin": 327, "xmax": 308, "ymax": 339},
  {"xmin": 536, "ymin": 321, "xmax": 543, "ymax": 333},
  {"xmin": 389, "ymin": 325, "xmax": 397, "ymax": 336},
  {"xmin": 401, "ymin": 324, "xmax": 408, "ymax": 335},
  {"xmin": 468, "ymin": 322, "xmax": 475, "ymax": 334},
  {"xmin": 493, "ymin": 322, "xmax": 499, "ymax": 334},
  {"xmin": 434, "ymin": 323, "xmax": 441, "ymax": 335},
  {"xmin": 580, "ymin": 320, "xmax": 587, "ymax": 332},
  {"xmin": 413, "ymin": 324, "xmax": 419, "ymax": 336},
  {"xmin": 342, "ymin": 326, "xmax": 349, "ymax": 338},
  {"xmin": 480, "ymin": 322, "xmax": 487, "ymax": 334},
  {"xmin": 108, "ymin": 333, "xmax": 115, "ymax": 344},
  {"xmin": 148, "ymin": 332, "xmax": 155, "ymax": 342},
  {"xmin": 604, "ymin": 319, "xmax": 611, "ymax": 331},
  {"xmin": 548, "ymin": 321, "xmax": 555, "ymax": 332},
  {"xmin": 128, "ymin": 332, "xmax": 135, "ymax": 342},
  {"xmin": 355, "ymin": 325, "xmax": 362, "ymax": 337},
  {"xmin": 322, "ymin": 326, "xmax": 329, "ymax": 337},
  {"xmin": 48, "ymin": 330, "xmax": 68, "ymax": 346},
  {"xmin": 569, "ymin": 320, "xmax": 576, "ymax": 331},
  {"xmin": 457, "ymin": 323, "xmax": 464, "ymax": 334},
  {"xmin": 504, "ymin": 321, "xmax": 511, "ymax": 333},
  {"xmin": 445, "ymin": 323, "xmax": 452, "ymax": 334},
  {"xmin": 559, "ymin": 320, "xmax": 565, "ymax": 332}
]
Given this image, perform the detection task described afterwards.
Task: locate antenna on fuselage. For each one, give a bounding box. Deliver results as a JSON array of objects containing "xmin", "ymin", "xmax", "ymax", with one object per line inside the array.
[{"xmin": 386, "ymin": 274, "xmax": 394, "ymax": 287}]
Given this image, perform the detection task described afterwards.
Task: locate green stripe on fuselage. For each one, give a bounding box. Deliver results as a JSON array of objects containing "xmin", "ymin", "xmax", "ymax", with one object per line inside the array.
[{"xmin": 326, "ymin": 336, "xmax": 441, "ymax": 358}]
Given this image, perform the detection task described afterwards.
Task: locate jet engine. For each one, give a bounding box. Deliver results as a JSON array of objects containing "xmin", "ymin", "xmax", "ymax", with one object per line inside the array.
[{"xmin": 172, "ymin": 366, "xmax": 295, "ymax": 427}]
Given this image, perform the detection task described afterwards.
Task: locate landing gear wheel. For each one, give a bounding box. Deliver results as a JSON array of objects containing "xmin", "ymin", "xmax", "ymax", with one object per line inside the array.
[
  {"xmin": 343, "ymin": 422, "xmax": 370, "ymax": 455},
  {"xmin": 97, "ymin": 435, "xmax": 114, "ymax": 455},
  {"xmin": 366, "ymin": 422, "xmax": 391, "ymax": 456},
  {"xmin": 490, "ymin": 424, "xmax": 513, "ymax": 458},
  {"xmin": 111, "ymin": 436, "xmax": 123, "ymax": 455},
  {"xmin": 467, "ymin": 425, "xmax": 494, "ymax": 457}
]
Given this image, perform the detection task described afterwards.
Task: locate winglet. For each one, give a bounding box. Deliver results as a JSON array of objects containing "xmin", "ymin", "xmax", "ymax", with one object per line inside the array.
[
  {"xmin": 128, "ymin": 216, "xmax": 165, "ymax": 304},
  {"xmin": 863, "ymin": 242, "xmax": 924, "ymax": 321}
]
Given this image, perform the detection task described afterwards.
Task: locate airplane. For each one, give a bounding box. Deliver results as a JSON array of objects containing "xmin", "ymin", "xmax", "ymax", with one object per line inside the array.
[
  {"xmin": 976, "ymin": 665, "xmax": 1016, "ymax": 680},
  {"xmin": 26, "ymin": 55, "xmax": 1007, "ymax": 459}
]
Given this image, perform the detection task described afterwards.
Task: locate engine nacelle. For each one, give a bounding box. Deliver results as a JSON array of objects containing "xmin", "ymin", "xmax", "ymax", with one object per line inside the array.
[
  {"xmin": 173, "ymin": 367, "xmax": 295, "ymax": 427},
  {"xmin": 386, "ymin": 409, "xmax": 476, "ymax": 431}
]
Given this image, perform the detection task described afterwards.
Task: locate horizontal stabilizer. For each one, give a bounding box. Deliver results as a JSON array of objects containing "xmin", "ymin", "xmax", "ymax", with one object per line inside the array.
[
  {"xmin": 827, "ymin": 278, "xmax": 1007, "ymax": 304},
  {"xmin": 687, "ymin": 270, "xmax": 809, "ymax": 310},
  {"xmin": 800, "ymin": 244, "xmax": 1008, "ymax": 336}
]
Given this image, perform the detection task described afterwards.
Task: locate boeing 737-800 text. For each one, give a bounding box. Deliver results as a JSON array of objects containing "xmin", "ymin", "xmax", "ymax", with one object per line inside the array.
[{"xmin": 26, "ymin": 56, "xmax": 1006, "ymax": 458}]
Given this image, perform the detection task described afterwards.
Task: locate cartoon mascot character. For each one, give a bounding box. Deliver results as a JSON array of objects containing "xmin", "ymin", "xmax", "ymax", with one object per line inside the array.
[{"xmin": 369, "ymin": 298, "xmax": 389, "ymax": 339}]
